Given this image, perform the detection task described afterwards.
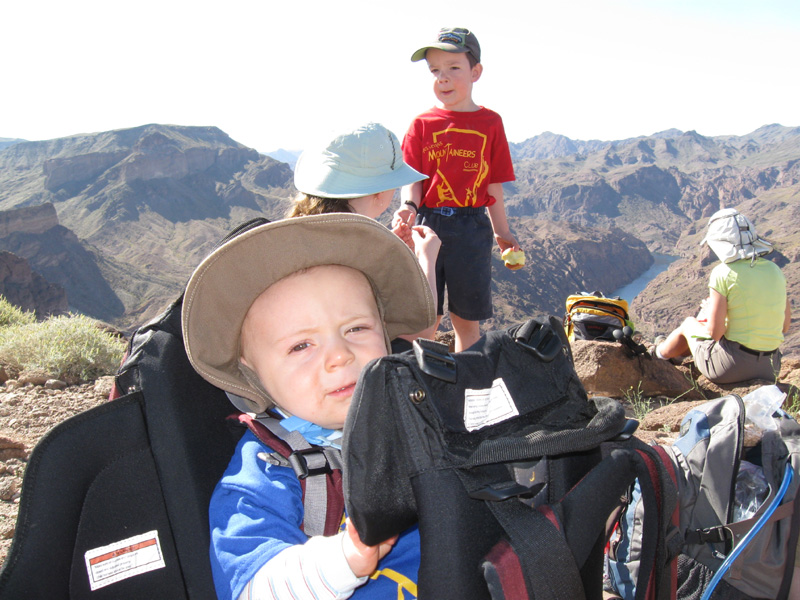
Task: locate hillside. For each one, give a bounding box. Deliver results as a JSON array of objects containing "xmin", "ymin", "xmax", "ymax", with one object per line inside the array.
[
  {"xmin": 0, "ymin": 123, "xmax": 797, "ymax": 359},
  {"xmin": 0, "ymin": 125, "xmax": 295, "ymax": 327},
  {"xmin": 506, "ymin": 124, "xmax": 800, "ymax": 252}
]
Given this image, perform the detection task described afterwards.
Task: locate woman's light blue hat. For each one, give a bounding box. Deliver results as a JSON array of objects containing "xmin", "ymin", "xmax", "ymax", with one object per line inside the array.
[{"xmin": 293, "ymin": 122, "xmax": 427, "ymax": 199}]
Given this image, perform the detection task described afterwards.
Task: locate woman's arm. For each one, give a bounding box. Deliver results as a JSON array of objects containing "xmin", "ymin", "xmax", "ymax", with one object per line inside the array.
[
  {"xmin": 784, "ymin": 298, "xmax": 792, "ymax": 334},
  {"xmin": 705, "ymin": 288, "xmax": 728, "ymax": 341}
]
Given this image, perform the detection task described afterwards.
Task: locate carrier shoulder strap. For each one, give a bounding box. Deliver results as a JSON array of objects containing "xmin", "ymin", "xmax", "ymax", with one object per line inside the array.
[
  {"xmin": 230, "ymin": 413, "xmax": 344, "ymax": 537},
  {"xmin": 480, "ymin": 438, "xmax": 680, "ymax": 600}
]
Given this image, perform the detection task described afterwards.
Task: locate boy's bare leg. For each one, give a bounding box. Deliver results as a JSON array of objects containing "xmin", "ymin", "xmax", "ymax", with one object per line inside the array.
[{"xmin": 450, "ymin": 313, "xmax": 481, "ymax": 352}]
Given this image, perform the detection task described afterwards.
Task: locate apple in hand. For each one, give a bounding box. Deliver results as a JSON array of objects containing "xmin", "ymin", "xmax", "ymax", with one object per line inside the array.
[{"xmin": 501, "ymin": 248, "xmax": 525, "ymax": 270}]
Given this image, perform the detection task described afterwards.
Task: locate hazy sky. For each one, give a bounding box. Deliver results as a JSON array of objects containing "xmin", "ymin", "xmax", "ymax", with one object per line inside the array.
[{"xmin": 2, "ymin": 0, "xmax": 798, "ymax": 154}]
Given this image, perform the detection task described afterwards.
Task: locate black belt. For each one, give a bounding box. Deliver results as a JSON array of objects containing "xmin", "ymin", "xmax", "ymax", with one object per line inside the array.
[
  {"xmin": 737, "ymin": 343, "xmax": 777, "ymax": 357},
  {"xmin": 418, "ymin": 206, "xmax": 486, "ymax": 216}
]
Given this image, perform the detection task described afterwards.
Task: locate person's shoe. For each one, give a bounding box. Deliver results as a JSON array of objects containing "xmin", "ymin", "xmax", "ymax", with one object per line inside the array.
[{"xmin": 649, "ymin": 335, "xmax": 667, "ymax": 359}]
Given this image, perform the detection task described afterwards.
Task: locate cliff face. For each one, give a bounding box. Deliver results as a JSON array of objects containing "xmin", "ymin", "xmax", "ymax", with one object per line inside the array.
[
  {"xmin": 0, "ymin": 251, "xmax": 67, "ymax": 318},
  {"xmin": 0, "ymin": 204, "xmax": 59, "ymax": 237},
  {"xmin": 0, "ymin": 204, "xmax": 121, "ymax": 321}
]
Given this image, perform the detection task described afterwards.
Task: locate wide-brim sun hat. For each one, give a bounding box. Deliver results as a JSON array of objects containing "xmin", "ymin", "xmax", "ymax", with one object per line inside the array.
[
  {"xmin": 410, "ymin": 27, "xmax": 481, "ymax": 63},
  {"xmin": 293, "ymin": 122, "xmax": 427, "ymax": 199},
  {"xmin": 700, "ymin": 208, "xmax": 773, "ymax": 264},
  {"xmin": 182, "ymin": 213, "xmax": 436, "ymax": 414}
]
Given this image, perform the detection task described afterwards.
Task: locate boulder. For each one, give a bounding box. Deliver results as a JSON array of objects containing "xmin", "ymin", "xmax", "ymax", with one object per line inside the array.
[{"xmin": 571, "ymin": 339, "xmax": 705, "ymax": 399}]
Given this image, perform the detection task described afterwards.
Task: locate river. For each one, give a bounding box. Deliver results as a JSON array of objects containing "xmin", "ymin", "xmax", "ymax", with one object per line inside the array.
[{"xmin": 612, "ymin": 253, "xmax": 680, "ymax": 305}]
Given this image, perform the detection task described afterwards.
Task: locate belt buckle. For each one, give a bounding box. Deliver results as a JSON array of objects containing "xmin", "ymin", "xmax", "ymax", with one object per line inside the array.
[{"xmin": 437, "ymin": 207, "xmax": 455, "ymax": 217}]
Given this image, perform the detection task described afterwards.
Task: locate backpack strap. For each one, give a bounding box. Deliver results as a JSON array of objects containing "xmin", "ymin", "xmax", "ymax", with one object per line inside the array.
[
  {"xmin": 479, "ymin": 439, "xmax": 680, "ymax": 600},
  {"xmin": 230, "ymin": 413, "xmax": 344, "ymax": 537}
]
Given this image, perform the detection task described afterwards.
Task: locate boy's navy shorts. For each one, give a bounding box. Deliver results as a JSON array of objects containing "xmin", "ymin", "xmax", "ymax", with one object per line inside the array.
[{"xmin": 417, "ymin": 207, "xmax": 494, "ymax": 321}]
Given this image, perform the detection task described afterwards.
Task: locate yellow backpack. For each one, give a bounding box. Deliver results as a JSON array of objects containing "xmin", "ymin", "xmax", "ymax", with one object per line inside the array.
[{"xmin": 564, "ymin": 291, "xmax": 633, "ymax": 342}]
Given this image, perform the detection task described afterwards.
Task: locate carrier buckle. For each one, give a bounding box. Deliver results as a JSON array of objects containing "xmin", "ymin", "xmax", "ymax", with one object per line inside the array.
[
  {"xmin": 470, "ymin": 458, "xmax": 549, "ymax": 502},
  {"xmin": 514, "ymin": 319, "xmax": 562, "ymax": 362},
  {"xmin": 434, "ymin": 207, "xmax": 456, "ymax": 216},
  {"xmin": 613, "ymin": 418, "xmax": 640, "ymax": 441},
  {"xmin": 288, "ymin": 448, "xmax": 332, "ymax": 480},
  {"xmin": 470, "ymin": 481, "xmax": 546, "ymax": 502},
  {"xmin": 413, "ymin": 338, "xmax": 457, "ymax": 383}
]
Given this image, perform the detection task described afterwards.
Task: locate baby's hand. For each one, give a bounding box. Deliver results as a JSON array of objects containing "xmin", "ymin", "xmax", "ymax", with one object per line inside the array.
[
  {"xmin": 342, "ymin": 519, "xmax": 397, "ymax": 578},
  {"xmin": 392, "ymin": 205, "xmax": 416, "ymax": 230},
  {"xmin": 392, "ymin": 221, "xmax": 414, "ymax": 250},
  {"xmin": 392, "ymin": 222, "xmax": 414, "ymax": 250}
]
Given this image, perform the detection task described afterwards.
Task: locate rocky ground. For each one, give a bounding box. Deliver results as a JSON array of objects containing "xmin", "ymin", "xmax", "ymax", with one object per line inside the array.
[{"xmin": 0, "ymin": 348, "xmax": 797, "ymax": 572}]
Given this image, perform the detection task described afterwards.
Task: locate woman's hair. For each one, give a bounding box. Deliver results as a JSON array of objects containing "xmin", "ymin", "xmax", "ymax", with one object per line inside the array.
[{"xmin": 286, "ymin": 194, "xmax": 355, "ymax": 218}]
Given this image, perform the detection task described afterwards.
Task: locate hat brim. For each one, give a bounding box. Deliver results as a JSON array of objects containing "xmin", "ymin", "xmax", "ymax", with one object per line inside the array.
[
  {"xmin": 705, "ymin": 238, "xmax": 773, "ymax": 264},
  {"xmin": 182, "ymin": 214, "xmax": 436, "ymax": 413},
  {"xmin": 294, "ymin": 151, "xmax": 427, "ymax": 199},
  {"xmin": 411, "ymin": 43, "xmax": 469, "ymax": 62}
]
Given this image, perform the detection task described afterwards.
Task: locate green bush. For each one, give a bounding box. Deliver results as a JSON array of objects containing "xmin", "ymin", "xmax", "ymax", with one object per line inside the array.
[
  {"xmin": 0, "ymin": 296, "xmax": 36, "ymax": 328},
  {"xmin": 0, "ymin": 313, "xmax": 126, "ymax": 382}
]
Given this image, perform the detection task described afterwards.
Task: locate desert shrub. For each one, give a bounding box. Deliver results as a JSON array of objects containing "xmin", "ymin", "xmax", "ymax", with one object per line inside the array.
[
  {"xmin": 0, "ymin": 313, "xmax": 126, "ymax": 382},
  {"xmin": 0, "ymin": 296, "xmax": 36, "ymax": 328}
]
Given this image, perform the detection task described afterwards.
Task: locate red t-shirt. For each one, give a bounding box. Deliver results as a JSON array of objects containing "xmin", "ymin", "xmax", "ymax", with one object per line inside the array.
[{"xmin": 402, "ymin": 107, "xmax": 515, "ymax": 208}]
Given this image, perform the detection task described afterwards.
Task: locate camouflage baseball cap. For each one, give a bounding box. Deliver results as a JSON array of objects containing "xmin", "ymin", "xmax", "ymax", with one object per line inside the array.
[{"xmin": 411, "ymin": 27, "xmax": 481, "ymax": 63}]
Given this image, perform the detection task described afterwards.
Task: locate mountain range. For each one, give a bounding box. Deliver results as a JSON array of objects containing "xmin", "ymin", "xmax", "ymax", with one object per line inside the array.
[{"xmin": 0, "ymin": 123, "xmax": 797, "ymax": 356}]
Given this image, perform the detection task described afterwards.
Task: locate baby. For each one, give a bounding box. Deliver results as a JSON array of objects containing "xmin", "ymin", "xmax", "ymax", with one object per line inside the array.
[{"xmin": 182, "ymin": 213, "xmax": 435, "ymax": 599}]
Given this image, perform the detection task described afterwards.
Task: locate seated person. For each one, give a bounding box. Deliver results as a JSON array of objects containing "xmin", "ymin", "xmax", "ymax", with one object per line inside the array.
[
  {"xmin": 652, "ymin": 208, "xmax": 791, "ymax": 384},
  {"xmin": 181, "ymin": 214, "xmax": 435, "ymax": 599}
]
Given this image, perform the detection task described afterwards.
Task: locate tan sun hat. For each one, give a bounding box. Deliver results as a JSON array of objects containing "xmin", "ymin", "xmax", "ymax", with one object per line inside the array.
[
  {"xmin": 700, "ymin": 208, "xmax": 773, "ymax": 264},
  {"xmin": 182, "ymin": 213, "xmax": 435, "ymax": 414}
]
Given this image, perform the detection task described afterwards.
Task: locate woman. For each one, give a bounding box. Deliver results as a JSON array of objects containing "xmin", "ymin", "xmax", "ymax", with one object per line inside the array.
[
  {"xmin": 289, "ymin": 122, "xmax": 441, "ymax": 345},
  {"xmin": 653, "ymin": 208, "xmax": 791, "ymax": 384}
]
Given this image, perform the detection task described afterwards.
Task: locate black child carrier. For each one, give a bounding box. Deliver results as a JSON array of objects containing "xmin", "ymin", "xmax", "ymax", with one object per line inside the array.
[
  {"xmin": 343, "ymin": 316, "xmax": 680, "ymax": 600},
  {"xmin": 607, "ymin": 394, "xmax": 800, "ymax": 600},
  {"xmin": 565, "ymin": 291, "xmax": 633, "ymax": 342},
  {"xmin": 0, "ymin": 218, "xmax": 346, "ymax": 599}
]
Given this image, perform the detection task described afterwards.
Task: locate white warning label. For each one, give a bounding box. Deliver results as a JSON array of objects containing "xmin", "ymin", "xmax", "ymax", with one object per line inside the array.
[
  {"xmin": 84, "ymin": 530, "xmax": 166, "ymax": 590},
  {"xmin": 463, "ymin": 378, "xmax": 519, "ymax": 431}
]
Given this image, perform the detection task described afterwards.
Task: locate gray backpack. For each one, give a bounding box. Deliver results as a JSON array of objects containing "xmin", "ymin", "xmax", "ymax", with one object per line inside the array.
[{"xmin": 607, "ymin": 394, "xmax": 800, "ymax": 599}]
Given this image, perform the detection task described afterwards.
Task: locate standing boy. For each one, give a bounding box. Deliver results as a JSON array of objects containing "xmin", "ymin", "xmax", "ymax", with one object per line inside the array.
[{"xmin": 393, "ymin": 26, "xmax": 519, "ymax": 351}]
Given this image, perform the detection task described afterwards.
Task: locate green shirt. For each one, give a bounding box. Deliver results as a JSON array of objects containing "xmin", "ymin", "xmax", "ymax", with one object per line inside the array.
[{"xmin": 709, "ymin": 257, "xmax": 786, "ymax": 351}]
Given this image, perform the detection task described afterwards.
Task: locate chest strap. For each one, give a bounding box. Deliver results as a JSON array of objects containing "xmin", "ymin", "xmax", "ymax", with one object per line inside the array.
[{"xmin": 230, "ymin": 413, "xmax": 344, "ymax": 537}]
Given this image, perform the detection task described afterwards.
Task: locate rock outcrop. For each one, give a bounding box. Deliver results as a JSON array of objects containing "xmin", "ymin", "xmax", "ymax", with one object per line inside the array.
[
  {"xmin": 0, "ymin": 204, "xmax": 121, "ymax": 321},
  {"xmin": 571, "ymin": 340, "xmax": 704, "ymax": 400},
  {"xmin": 0, "ymin": 251, "xmax": 67, "ymax": 318},
  {"xmin": 0, "ymin": 204, "xmax": 58, "ymax": 237}
]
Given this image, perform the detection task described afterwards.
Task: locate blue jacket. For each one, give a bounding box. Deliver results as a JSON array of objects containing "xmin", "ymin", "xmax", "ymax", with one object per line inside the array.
[{"xmin": 209, "ymin": 430, "xmax": 420, "ymax": 599}]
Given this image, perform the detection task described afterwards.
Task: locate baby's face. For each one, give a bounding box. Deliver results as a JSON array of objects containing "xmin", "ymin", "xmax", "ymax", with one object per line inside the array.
[{"xmin": 240, "ymin": 265, "xmax": 387, "ymax": 430}]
